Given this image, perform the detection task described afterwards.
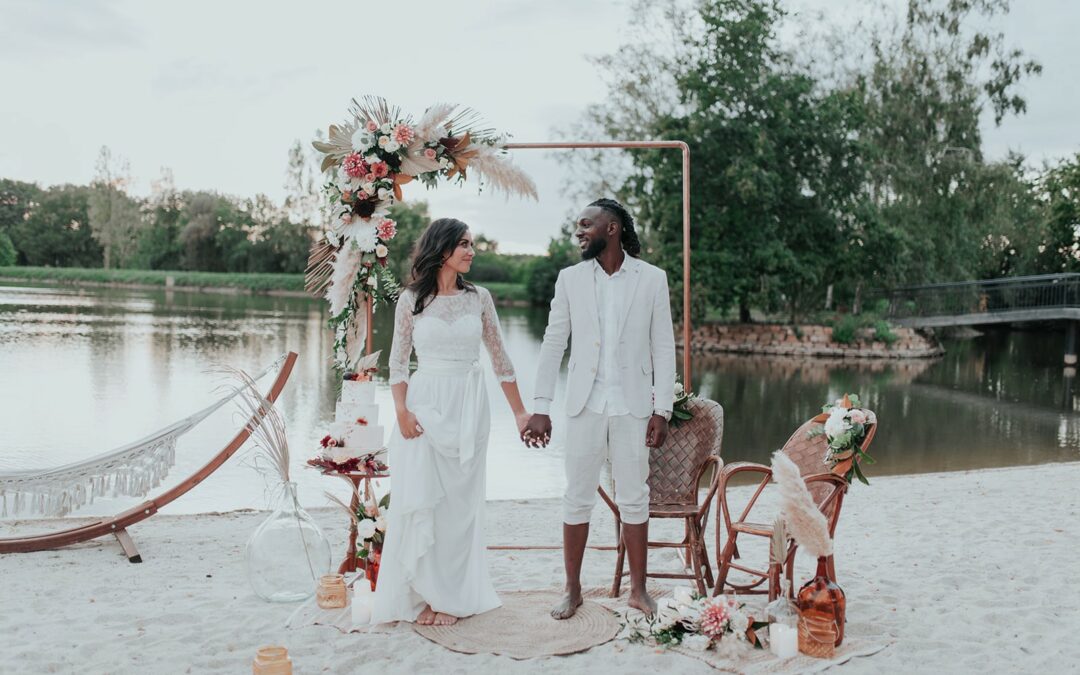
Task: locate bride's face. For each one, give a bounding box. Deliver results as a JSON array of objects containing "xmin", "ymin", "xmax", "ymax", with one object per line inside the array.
[{"xmin": 442, "ymin": 229, "xmax": 475, "ymax": 275}]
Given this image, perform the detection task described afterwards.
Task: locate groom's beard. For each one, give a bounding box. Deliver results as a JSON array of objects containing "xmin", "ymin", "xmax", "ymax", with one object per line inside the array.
[{"xmin": 581, "ymin": 237, "xmax": 607, "ymax": 260}]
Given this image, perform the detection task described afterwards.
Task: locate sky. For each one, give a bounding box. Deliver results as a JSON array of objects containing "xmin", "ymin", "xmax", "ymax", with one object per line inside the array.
[{"xmin": 2, "ymin": 0, "xmax": 1077, "ymax": 254}]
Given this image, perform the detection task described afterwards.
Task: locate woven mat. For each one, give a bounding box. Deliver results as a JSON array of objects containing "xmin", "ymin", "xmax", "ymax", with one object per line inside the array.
[{"xmin": 412, "ymin": 591, "xmax": 621, "ymax": 659}]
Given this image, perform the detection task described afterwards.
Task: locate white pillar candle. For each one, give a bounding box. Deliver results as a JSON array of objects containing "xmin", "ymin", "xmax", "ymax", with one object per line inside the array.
[
  {"xmin": 770, "ymin": 623, "xmax": 799, "ymax": 659},
  {"xmin": 351, "ymin": 587, "xmax": 373, "ymax": 627}
]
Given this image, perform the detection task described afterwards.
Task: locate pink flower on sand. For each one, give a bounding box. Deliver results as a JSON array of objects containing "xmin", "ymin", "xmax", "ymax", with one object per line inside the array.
[
  {"xmin": 699, "ymin": 599, "xmax": 732, "ymax": 639},
  {"xmin": 365, "ymin": 120, "xmax": 379, "ymax": 132},
  {"xmin": 423, "ymin": 147, "xmax": 438, "ymax": 161},
  {"xmin": 343, "ymin": 153, "xmax": 368, "ymax": 178},
  {"xmin": 393, "ymin": 124, "xmax": 415, "ymax": 145},
  {"xmin": 371, "ymin": 162, "xmax": 390, "ymax": 179},
  {"xmin": 376, "ymin": 219, "xmax": 397, "ymax": 241}
]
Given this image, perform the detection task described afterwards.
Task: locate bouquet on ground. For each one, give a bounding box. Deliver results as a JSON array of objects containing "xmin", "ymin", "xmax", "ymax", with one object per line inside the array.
[
  {"xmin": 627, "ymin": 587, "xmax": 767, "ymax": 654},
  {"xmin": 807, "ymin": 393, "xmax": 876, "ymax": 484}
]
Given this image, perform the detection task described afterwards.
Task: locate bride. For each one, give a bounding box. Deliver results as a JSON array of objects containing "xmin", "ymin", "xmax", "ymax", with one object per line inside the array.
[{"xmin": 371, "ymin": 217, "xmax": 529, "ymax": 626}]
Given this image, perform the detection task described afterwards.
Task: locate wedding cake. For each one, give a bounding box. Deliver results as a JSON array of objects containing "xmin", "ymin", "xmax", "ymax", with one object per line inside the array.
[{"xmin": 320, "ymin": 352, "xmax": 385, "ymax": 464}]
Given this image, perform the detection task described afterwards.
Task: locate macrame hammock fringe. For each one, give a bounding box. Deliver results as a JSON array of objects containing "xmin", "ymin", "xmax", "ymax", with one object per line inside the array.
[{"xmin": 0, "ymin": 356, "xmax": 285, "ymax": 518}]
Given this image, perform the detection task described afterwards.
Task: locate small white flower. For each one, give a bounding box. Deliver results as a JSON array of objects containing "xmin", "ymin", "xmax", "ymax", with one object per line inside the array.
[
  {"xmin": 374, "ymin": 516, "xmax": 386, "ymax": 531},
  {"xmin": 439, "ymin": 158, "xmax": 451, "ymax": 169},
  {"xmin": 378, "ymin": 136, "xmax": 389, "ymax": 148},
  {"xmin": 364, "ymin": 153, "xmax": 379, "ymax": 165},
  {"xmin": 683, "ymin": 635, "xmax": 712, "ymax": 652},
  {"xmin": 380, "ymin": 122, "xmax": 392, "ymax": 134},
  {"xmin": 375, "ymin": 244, "xmax": 389, "ymax": 258},
  {"xmin": 357, "ymin": 519, "xmax": 376, "ymax": 540},
  {"xmin": 384, "ymin": 139, "xmax": 400, "ymax": 153},
  {"xmin": 325, "ymin": 231, "xmax": 340, "ymax": 247},
  {"xmin": 377, "ymin": 187, "xmax": 390, "ymax": 201},
  {"xmin": 355, "ymin": 226, "xmax": 378, "ymax": 252},
  {"xmin": 674, "ymin": 381, "xmax": 685, "ymax": 397},
  {"xmin": 366, "ymin": 275, "xmax": 378, "ymax": 288},
  {"xmin": 361, "ymin": 181, "xmax": 375, "ymax": 194}
]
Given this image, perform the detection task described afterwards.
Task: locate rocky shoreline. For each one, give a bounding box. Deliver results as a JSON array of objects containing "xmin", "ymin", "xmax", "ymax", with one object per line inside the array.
[{"xmin": 682, "ymin": 322, "xmax": 943, "ymax": 359}]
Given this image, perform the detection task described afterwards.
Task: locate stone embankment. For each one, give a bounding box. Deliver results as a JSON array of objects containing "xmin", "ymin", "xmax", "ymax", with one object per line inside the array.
[{"xmin": 682, "ymin": 323, "xmax": 943, "ymax": 358}]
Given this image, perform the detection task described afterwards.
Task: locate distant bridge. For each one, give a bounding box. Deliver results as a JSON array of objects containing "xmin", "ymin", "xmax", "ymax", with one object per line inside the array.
[{"xmin": 883, "ymin": 273, "xmax": 1080, "ymax": 364}]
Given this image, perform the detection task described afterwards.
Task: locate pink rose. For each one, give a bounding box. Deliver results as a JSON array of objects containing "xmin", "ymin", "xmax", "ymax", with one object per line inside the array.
[
  {"xmin": 365, "ymin": 120, "xmax": 378, "ymax": 132},
  {"xmin": 356, "ymin": 190, "xmax": 369, "ymax": 201},
  {"xmin": 423, "ymin": 148, "xmax": 437, "ymax": 161},
  {"xmin": 371, "ymin": 162, "xmax": 389, "ymax": 178},
  {"xmin": 364, "ymin": 172, "xmax": 376, "ymax": 183},
  {"xmin": 849, "ymin": 409, "xmax": 867, "ymax": 425}
]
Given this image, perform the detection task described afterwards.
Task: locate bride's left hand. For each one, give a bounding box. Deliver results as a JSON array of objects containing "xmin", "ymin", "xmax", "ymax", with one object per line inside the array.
[{"xmin": 515, "ymin": 410, "xmax": 531, "ymax": 435}]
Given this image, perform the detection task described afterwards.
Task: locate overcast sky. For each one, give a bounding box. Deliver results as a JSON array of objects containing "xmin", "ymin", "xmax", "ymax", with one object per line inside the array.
[{"xmin": 2, "ymin": 0, "xmax": 1077, "ymax": 253}]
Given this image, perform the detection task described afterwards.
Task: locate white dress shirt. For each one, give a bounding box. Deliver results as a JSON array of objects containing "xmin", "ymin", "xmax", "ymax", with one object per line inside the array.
[{"xmin": 584, "ymin": 255, "xmax": 633, "ymax": 416}]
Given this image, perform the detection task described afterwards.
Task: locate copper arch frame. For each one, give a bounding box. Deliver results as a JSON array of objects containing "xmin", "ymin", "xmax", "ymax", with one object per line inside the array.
[{"xmin": 504, "ymin": 141, "xmax": 693, "ymax": 383}]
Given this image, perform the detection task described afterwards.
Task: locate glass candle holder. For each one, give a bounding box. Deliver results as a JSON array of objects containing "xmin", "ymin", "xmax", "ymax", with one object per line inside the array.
[
  {"xmin": 252, "ymin": 645, "xmax": 292, "ymax": 675},
  {"xmin": 316, "ymin": 574, "xmax": 348, "ymax": 609}
]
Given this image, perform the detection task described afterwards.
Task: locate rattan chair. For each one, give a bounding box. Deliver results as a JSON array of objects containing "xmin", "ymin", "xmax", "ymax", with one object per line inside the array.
[
  {"xmin": 599, "ymin": 397, "xmax": 724, "ymax": 597},
  {"xmin": 713, "ymin": 408, "xmax": 877, "ymax": 599}
]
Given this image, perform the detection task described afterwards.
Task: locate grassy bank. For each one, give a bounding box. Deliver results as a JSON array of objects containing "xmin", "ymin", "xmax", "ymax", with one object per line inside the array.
[{"xmin": 0, "ymin": 266, "xmax": 530, "ymax": 303}]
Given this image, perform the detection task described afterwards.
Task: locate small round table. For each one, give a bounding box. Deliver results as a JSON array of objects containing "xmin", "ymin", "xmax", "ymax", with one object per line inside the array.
[{"xmin": 329, "ymin": 469, "xmax": 390, "ymax": 575}]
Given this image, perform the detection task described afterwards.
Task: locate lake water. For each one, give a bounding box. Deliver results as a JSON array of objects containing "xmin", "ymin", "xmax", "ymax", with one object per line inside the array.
[{"xmin": 1, "ymin": 281, "xmax": 1077, "ymax": 517}]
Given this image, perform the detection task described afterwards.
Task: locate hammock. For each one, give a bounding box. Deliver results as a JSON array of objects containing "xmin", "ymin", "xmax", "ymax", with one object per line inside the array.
[{"xmin": 0, "ymin": 354, "xmax": 288, "ymax": 518}]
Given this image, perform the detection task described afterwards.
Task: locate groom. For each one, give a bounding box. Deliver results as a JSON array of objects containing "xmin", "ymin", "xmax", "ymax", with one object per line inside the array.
[{"xmin": 523, "ymin": 198, "xmax": 676, "ymax": 619}]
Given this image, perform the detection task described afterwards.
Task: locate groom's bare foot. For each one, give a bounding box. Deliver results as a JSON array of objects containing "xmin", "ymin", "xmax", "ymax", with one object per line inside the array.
[
  {"xmin": 628, "ymin": 589, "xmax": 657, "ymax": 617},
  {"xmin": 551, "ymin": 588, "xmax": 583, "ymax": 620},
  {"xmin": 416, "ymin": 605, "xmax": 436, "ymax": 625},
  {"xmin": 433, "ymin": 612, "xmax": 458, "ymax": 626}
]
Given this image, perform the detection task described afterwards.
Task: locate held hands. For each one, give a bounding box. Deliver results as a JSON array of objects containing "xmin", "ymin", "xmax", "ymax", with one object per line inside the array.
[
  {"xmin": 515, "ymin": 410, "xmax": 532, "ymax": 435},
  {"xmin": 521, "ymin": 413, "xmax": 552, "ymax": 448},
  {"xmin": 645, "ymin": 414, "xmax": 669, "ymax": 449},
  {"xmin": 397, "ymin": 408, "xmax": 424, "ymax": 439}
]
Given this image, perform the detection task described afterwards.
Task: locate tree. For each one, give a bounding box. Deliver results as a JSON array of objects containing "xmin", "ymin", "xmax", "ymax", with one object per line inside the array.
[
  {"xmin": 0, "ymin": 231, "xmax": 16, "ymax": 266},
  {"xmin": 134, "ymin": 168, "xmax": 185, "ymax": 270},
  {"xmin": 88, "ymin": 146, "xmax": 144, "ymax": 269},
  {"xmin": 283, "ymin": 139, "xmax": 321, "ymax": 226},
  {"xmin": 383, "ymin": 200, "xmax": 431, "ymax": 283},
  {"xmin": 11, "ymin": 185, "xmax": 102, "ymax": 267},
  {"xmin": 0, "ymin": 178, "xmax": 43, "ymax": 264}
]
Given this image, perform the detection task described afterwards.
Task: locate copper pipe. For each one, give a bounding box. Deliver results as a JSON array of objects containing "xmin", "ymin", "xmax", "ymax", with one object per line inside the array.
[{"xmin": 504, "ymin": 141, "xmax": 693, "ymax": 383}]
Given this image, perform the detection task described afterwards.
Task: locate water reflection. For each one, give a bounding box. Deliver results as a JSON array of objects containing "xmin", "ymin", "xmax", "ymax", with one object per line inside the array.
[{"xmin": 0, "ymin": 282, "xmax": 1076, "ymax": 520}]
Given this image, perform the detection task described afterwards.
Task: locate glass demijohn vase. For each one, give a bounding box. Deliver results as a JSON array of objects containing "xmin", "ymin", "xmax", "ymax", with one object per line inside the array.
[
  {"xmin": 245, "ymin": 481, "xmax": 332, "ymax": 602},
  {"xmin": 796, "ymin": 556, "xmax": 846, "ymax": 655}
]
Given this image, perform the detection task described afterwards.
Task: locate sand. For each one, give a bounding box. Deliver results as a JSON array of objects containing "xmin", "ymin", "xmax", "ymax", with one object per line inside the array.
[{"xmin": 2, "ymin": 462, "xmax": 1079, "ymax": 674}]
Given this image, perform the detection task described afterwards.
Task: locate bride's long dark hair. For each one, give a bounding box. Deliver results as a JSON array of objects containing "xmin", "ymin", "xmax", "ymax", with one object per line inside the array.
[{"xmin": 407, "ymin": 217, "xmax": 476, "ymax": 315}]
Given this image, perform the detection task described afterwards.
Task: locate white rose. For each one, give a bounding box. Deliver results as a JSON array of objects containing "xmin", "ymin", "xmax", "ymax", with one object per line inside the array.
[
  {"xmin": 375, "ymin": 244, "xmax": 389, "ymax": 258},
  {"xmin": 674, "ymin": 381, "xmax": 685, "ymax": 397},
  {"xmin": 683, "ymin": 635, "xmax": 712, "ymax": 652},
  {"xmin": 384, "ymin": 140, "xmax": 400, "ymax": 152},
  {"xmin": 364, "ymin": 154, "xmax": 380, "ymax": 165},
  {"xmin": 361, "ymin": 181, "xmax": 375, "ymax": 194},
  {"xmin": 375, "ymin": 516, "xmax": 386, "ymax": 532},
  {"xmin": 377, "ymin": 136, "xmax": 389, "ymax": 147},
  {"xmin": 380, "ymin": 122, "xmax": 392, "ymax": 134},
  {"xmin": 377, "ymin": 188, "xmax": 390, "ymax": 201},
  {"xmin": 823, "ymin": 407, "xmax": 849, "ymax": 438},
  {"xmin": 357, "ymin": 519, "xmax": 376, "ymax": 540}
]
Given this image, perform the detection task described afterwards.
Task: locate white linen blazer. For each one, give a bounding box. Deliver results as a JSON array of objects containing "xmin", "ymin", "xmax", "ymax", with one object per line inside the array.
[{"xmin": 534, "ymin": 256, "xmax": 676, "ymax": 419}]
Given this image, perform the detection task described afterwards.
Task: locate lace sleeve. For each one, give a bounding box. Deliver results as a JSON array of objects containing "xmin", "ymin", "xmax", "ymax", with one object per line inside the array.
[
  {"xmin": 388, "ymin": 290, "xmax": 414, "ymax": 385},
  {"xmin": 479, "ymin": 287, "xmax": 516, "ymax": 382}
]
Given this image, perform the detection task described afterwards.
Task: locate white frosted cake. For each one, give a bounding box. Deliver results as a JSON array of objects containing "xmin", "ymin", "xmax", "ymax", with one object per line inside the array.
[{"xmin": 330, "ymin": 378, "xmax": 385, "ymax": 452}]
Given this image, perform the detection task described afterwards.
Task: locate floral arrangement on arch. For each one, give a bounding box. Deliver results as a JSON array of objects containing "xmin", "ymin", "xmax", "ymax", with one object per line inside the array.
[
  {"xmin": 807, "ymin": 393, "xmax": 877, "ymax": 485},
  {"xmin": 627, "ymin": 587, "xmax": 768, "ymax": 655},
  {"xmin": 306, "ymin": 96, "xmax": 537, "ymax": 371}
]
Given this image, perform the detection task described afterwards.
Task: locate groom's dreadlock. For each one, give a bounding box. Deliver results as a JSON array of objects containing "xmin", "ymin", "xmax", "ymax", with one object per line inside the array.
[{"xmin": 589, "ymin": 198, "xmax": 641, "ymax": 258}]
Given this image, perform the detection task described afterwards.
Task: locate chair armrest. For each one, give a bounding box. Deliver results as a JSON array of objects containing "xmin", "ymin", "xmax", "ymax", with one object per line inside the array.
[{"xmin": 717, "ymin": 461, "xmax": 773, "ymax": 532}]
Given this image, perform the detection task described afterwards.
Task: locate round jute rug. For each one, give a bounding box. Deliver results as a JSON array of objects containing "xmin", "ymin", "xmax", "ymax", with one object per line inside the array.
[{"xmin": 412, "ymin": 591, "xmax": 621, "ymax": 659}]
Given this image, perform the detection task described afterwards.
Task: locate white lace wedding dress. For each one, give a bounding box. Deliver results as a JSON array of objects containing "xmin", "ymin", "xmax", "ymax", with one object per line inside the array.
[{"xmin": 370, "ymin": 286, "xmax": 515, "ymax": 623}]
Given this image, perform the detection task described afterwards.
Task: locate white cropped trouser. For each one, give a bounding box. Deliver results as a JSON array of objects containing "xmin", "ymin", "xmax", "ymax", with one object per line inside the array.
[{"xmin": 562, "ymin": 410, "xmax": 650, "ymax": 526}]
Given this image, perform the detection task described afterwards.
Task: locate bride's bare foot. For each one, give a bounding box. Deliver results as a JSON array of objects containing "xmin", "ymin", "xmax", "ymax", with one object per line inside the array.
[
  {"xmin": 433, "ymin": 612, "xmax": 458, "ymax": 626},
  {"xmin": 416, "ymin": 605, "xmax": 437, "ymax": 625},
  {"xmin": 551, "ymin": 588, "xmax": 583, "ymax": 620},
  {"xmin": 627, "ymin": 589, "xmax": 657, "ymax": 617}
]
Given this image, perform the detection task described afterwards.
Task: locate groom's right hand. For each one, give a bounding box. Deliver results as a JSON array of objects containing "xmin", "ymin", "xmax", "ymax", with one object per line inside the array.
[{"xmin": 522, "ymin": 414, "xmax": 552, "ymax": 448}]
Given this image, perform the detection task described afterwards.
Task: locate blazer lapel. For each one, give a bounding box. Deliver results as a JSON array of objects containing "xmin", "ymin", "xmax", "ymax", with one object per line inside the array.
[{"xmin": 616, "ymin": 257, "xmax": 643, "ymax": 339}]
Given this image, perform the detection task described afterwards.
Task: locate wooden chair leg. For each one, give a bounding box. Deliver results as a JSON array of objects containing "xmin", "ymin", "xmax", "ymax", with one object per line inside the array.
[
  {"xmin": 687, "ymin": 519, "xmax": 707, "ymax": 596},
  {"xmin": 113, "ymin": 528, "xmax": 142, "ymax": 564},
  {"xmin": 714, "ymin": 532, "xmax": 738, "ymax": 596},
  {"xmin": 697, "ymin": 523, "xmax": 714, "ymax": 588},
  {"xmin": 610, "ymin": 520, "xmax": 626, "ymax": 598}
]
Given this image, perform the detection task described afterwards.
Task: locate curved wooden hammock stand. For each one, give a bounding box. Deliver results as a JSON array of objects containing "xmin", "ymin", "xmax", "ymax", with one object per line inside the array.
[{"xmin": 0, "ymin": 351, "xmax": 299, "ymax": 563}]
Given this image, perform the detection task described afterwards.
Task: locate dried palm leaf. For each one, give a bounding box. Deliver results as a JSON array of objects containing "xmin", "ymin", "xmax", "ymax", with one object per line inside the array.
[
  {"xmin": 349, "ymin": 95, "xmax": 408, "ymax": 127},
  {"xmin": 305, "ymin": 240, "xmax": 339, "ymax": 298},
  {"xmin": 324, "ymin": 489, "xmax": 360, "ymax": 525},
  {"xmin": 399, "ymin": 141, "xmax": 442, "ymax": 175},
  {"xmin": 770, "ymin": 516, "xmax": 788, "ymax": 566},
  {"xmin": 467, "ymin": 146, "xmax": 539, "ymax": 200},
  {"xmin": 326, "ymin": 245, "xmax": 365, "ymax": 318},
  {"xmin": 215, "ymin": 366, "xmax": 291, "ymax": 485},
  {"xmin": 771, "ymin": 451, "xmax": 833, "ymax": 558}
]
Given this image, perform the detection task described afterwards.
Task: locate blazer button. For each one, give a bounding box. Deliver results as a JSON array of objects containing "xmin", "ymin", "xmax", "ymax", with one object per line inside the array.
[{"xmin": 590, "ymin": 367, "xmax": 596, "ymax": 373}]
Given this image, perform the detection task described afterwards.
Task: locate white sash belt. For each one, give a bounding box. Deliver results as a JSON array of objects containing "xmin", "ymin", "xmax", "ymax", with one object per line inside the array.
[{"xmin": 415, "ymin": 358, "xmax": 485, "ymax": 465}]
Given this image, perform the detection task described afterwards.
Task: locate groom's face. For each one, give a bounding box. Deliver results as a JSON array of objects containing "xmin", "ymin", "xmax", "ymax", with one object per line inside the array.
[{"xmin": 575, "ymin": 206, "xmax": 616, "ymax": 260}]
